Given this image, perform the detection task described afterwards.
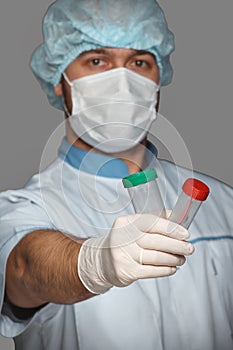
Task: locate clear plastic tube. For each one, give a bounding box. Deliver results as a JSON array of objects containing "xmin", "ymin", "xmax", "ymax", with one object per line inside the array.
[
  {"xmin": 169, "ymin": 178, "xmax": 210, "ymax": 228},
  {"xmin": 122, "ymin": 168, "xmax": 166, "ymax": 218}
]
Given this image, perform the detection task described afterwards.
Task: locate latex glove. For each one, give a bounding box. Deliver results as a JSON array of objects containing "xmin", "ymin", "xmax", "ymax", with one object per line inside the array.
[{"xmin": 78, "ymin": 213, "xmax": 194, "ymax": 294}]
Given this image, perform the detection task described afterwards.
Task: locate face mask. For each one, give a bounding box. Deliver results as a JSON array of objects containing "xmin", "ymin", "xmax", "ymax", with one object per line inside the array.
[{"xmin": 63, "ymin": 67, "xmax": 159, "ymax": 153}]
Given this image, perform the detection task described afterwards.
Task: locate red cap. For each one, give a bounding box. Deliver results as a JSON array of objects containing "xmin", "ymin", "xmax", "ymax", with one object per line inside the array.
[{"xmin": 182, "ymin": 178, "xmax": 210, "ymax": 201}]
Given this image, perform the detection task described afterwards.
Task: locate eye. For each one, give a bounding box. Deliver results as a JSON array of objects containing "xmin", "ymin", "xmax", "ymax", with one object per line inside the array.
[
  {"xmin": 90, "ymin": 58, "xmax": 104, "ymax": 66},
  {"xmin": 133, "ymin": 60, "xmax": 147, "ymax": 67}
]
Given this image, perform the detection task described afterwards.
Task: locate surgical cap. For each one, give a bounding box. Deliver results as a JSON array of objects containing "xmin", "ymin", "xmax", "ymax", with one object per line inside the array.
[{"xmin": 30, "ymin": 0, "xmax": 175, "ymax": 110}]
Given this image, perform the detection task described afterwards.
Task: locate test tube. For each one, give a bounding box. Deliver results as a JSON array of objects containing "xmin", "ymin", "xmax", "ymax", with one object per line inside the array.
[
  {"xmin": 122, "ymin": 168, "xmax": 166, "ymax": 218},
  {"xmin": 169, "ymin": 178, "xmax": 210, "ymax": 228}
]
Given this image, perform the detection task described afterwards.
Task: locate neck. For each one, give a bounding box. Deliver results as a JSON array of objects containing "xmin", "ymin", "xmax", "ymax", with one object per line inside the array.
[{"xmin": 65, "ymin": 120, "xmax": 147, "ymax": 174}]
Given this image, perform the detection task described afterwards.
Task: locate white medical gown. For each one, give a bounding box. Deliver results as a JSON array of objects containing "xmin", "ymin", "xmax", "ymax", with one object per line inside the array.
[{"xmin": 0, "ymin": 138, "xmax": 233, "ymax": 350}]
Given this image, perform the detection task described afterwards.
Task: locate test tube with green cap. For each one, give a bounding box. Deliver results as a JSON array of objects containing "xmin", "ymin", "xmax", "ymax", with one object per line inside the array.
[{"xmin": 122, "ymin": 168, "xmax": 166, "ymax": 217}]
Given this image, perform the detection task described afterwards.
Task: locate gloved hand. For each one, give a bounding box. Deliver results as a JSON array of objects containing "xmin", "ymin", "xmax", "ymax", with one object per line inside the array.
[{"xmin": 78, "ymin": 213, "xmax": 194, "ymax": 294}]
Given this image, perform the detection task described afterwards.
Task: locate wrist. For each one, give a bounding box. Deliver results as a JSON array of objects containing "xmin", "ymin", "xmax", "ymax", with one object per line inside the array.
[{"xmin": 77, "ymin": 237, "xmax": 113, "ymax": 294}]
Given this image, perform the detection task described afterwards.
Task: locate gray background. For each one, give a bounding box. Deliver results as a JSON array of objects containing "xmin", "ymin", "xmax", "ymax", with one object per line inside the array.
[{"xmin": 0, "ymin": 0, "xmax": 232, "ymax": 348}]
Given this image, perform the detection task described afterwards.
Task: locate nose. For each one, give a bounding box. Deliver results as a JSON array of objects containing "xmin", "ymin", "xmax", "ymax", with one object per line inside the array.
[{"xmin": 112, "ymin": 60, "xmax": 127, "ymax": 69}]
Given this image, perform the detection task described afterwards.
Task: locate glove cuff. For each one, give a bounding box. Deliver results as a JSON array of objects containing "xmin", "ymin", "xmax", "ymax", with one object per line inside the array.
[{"xmin": 77, "ymin": 237, "xmax": 113, "ymax": 294}]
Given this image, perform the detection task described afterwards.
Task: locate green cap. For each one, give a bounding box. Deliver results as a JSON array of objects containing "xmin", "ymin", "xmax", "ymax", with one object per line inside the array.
[{"xmin": 122, "ymin": 168, "xmax": 158, "ymax": 188}]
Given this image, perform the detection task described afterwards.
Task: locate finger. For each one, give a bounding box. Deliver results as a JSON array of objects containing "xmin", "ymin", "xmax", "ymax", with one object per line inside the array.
[
  {"xmin": 138, "ymin": 234, "xmax": 194, "ymax": 256},
  {"xmin": 140, "ymin": 249, "xmax": 186, "ymax": 266},
  {"xmin": 137, "ymin": 265, "xmax": 177, "ymax": 279},
  {"xmin": 127, "ymin": 213, "xmax": 189, "ymax": 241}
]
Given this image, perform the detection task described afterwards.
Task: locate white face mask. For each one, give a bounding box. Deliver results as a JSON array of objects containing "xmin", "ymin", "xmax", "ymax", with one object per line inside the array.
[{"xmin": 63, "ymin": 68, "xmax": 159, "ymax": 153}]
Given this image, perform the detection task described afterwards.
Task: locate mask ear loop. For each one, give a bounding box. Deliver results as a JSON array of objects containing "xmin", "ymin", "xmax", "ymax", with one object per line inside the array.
[
  {"xmin": 62, "ymin": 72, "xmax": 72, "ymax": 118},
  {"xmin": 63, "ymin": 72, "xmax": 73, "ymax": 86},
  {"xmin": 63, "ymin": 99, "xmax": 71, "ymax": 118}
]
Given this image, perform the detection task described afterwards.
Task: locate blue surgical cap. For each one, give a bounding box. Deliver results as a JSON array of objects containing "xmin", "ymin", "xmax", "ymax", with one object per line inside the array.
[{"xmin": 30, "ymin": 0, "xmax": 175, "ymax": 110}]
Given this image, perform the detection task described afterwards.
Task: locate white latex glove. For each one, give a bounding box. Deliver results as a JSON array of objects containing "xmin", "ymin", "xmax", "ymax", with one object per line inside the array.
[{"xmin": 78, "ymin": 213, "xmax": 194, "ymax": 294}]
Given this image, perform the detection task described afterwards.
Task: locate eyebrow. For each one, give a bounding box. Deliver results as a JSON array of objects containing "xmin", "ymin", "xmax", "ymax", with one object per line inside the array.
[
  {"xmin": 131, "ymin": 50, "xmax": 154, "ymax": 56},
  {"xmin": 80, "ymin": 48, "xmax": 154, "ymax": 58}
]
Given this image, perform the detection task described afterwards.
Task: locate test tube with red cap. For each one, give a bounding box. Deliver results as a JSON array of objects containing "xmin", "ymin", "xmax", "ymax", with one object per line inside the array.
[{"xmin": 169, "ymin": 178, "xmax": 210, "ymax": 228}]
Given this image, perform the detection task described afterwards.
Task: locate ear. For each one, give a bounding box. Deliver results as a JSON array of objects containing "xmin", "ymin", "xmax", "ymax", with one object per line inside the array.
[{"xmin": 54, "ymin": 83, "xmax": 63, "ymax": 96}]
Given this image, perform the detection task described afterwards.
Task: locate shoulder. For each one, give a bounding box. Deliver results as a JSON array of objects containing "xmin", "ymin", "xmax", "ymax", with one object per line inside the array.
[
  {"xmin": 159, "ymin": 158, "xmax": 233, "ymax": 198},
  {"xmin": 0, "ymin": 157, "xmax": 67, "ymax": 226}
]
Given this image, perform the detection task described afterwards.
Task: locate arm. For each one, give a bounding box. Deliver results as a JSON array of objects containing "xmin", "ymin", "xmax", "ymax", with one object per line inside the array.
[
  {"xmin": 5, "ymin": 213, "xmax": 194, "ymax": 313},
  {"xmin": 5, "ymin": 229, "xmax": 94, "ymax": 311}
]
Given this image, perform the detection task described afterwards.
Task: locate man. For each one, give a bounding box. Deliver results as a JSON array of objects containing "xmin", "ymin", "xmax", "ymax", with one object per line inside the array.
[{"xmin": 0, "ymin": 0, "xmax": 233, "ymax": 349}]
